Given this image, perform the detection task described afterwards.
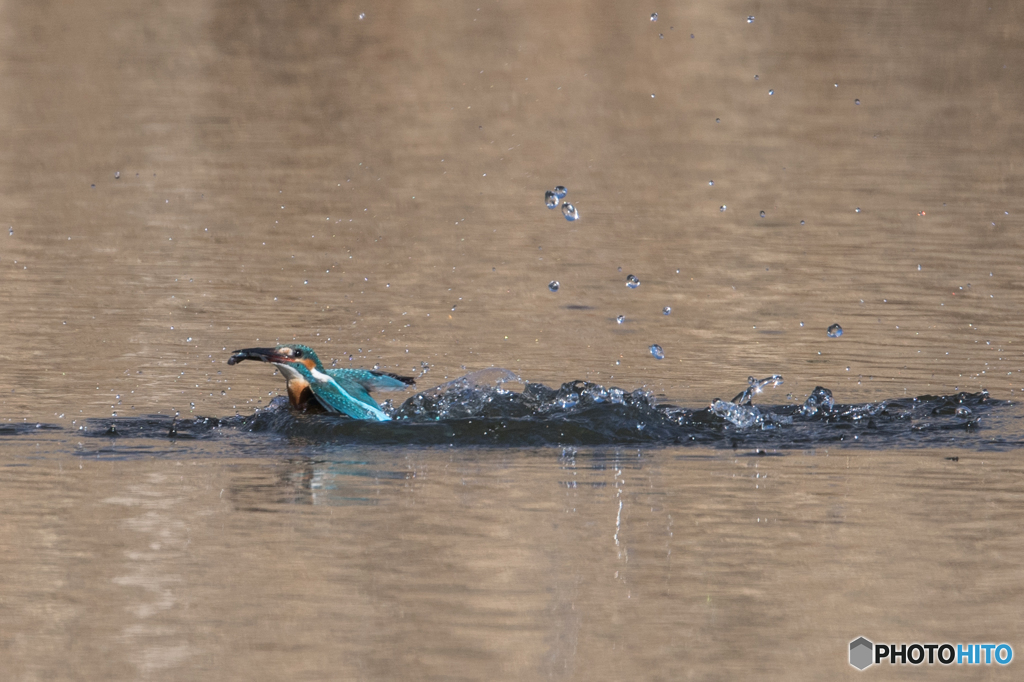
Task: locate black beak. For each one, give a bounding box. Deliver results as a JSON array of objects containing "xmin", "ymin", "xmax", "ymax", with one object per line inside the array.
[{"xmin": 227, "ymin": 347, "xmax": 287, "ymax": 365}]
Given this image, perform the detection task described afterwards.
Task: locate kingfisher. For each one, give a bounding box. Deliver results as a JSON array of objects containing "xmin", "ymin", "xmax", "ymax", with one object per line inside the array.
[{"xmin": 227, "ymin": 344, "xmax": 415, "ymax": 421}]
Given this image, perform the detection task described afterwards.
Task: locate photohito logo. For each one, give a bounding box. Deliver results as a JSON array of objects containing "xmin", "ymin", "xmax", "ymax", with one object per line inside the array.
[{"xmin": 849, "ymin": 637, "xmax": 1012, "ymax": 670}]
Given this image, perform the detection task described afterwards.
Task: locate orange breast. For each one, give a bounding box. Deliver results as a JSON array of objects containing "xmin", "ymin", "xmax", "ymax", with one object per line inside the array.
[{"xmin": 286, "ymin": 376, "xmax": 314, "ymax": 408}]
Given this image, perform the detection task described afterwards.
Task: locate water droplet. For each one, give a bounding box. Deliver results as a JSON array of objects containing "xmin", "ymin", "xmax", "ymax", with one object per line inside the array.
[
  {"xmin": 548, "ymin": 280, "xmax": 560, "ymax": 292},
  {"xmin": 358, "ymin": 12, "xmax": 365, "ymax": 20},
  {"xmin": 855, "ymin": 207, "xmax": 861, "ymax": 213},
  {"xmin": 663, "ymin": 306, "xmax": 671, "ymax": 315},
  {"xmin": 616, "ymin": 315, "xmax": 625, "ymax": 324},
  {"xmin": 114, "ymin": 171, "xmax": 120, "ymax": 179},
  {"xmin": 562, "ymin": 203, "xmax": 579, "ymax": 221},
  {"xmin": 626, "ymin": 274, "xmax": 640, "ymax": 288},
  {"xmin": 545, "ymin": 190, "xmax": 559, "ymax": 209},
  {"xmin": 917, "ymin": 264, "xmax": 922, "ymax": 271},
  {"xmin": 754, "ymin": 75, "xmax": 759, "ymax": 80},
  {"xmin": 659, "ymin": 33, "xmax": 664, "ymax": 38},
  {"xmin": 553, "ymin": 186, "xmax": 568, "ymax": 199},
  {"xmin": 7, "ymin": 227, "xmax": 12, "ymax": 236},
  {"xmin": 854, "ymin": 99, "xmax": 860, "ymax": 105},
  {"xmin": 650, "ymin": 344, "xmax": 665, "ymax": 360},
  {"xmin": 186, "ymin": 337, "xmax": 192, "ymax": 342},
  {"xmin": 760, "ymin": 210, "xmax": 766, "ymax": 218},
  {"xmin": 827, "ymin": 323, "xmax": 843, "ymax": 338},
  {"xmin": 800, "ymin": 321, "xmax": 804, "ymax": 327},
  {"xmin": 304, "ymin": 280, "xmax": 308, "ymax": 284},
  {"xmin": 651, "ymin": 93, "xmax": 656, "ymax": 98},
  {"xmin": 955, "ymin": 406, "xmax": 972, "ymax": 418},
  {"xmin": 720, "ymin": 205, "xmax": 727, "ymax": 212},
  {"xmin": 715, "ymin": 118, "xmax": 721, "ymax": 123},
  {"xmin": 451, "ymin": 305, "xmax": 457, "ymax": 311},
  {"xmin": 768, "ymin": 89, "xmax": 774, "ymax": 95},
  {"xmin": 650, "ymin": 12, "xmax": 658, "ymax": 21},
  {"xmin": 800, "ymin": 220, "xmax": 805, "ymax": 225},
  {"xmin": 747, "ymin": 15, "xmax": 755, "ymax": 23}
]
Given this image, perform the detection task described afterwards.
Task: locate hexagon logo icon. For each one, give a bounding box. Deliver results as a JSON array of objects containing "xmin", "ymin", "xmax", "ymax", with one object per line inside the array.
[{"xmin": 850, "ymin": 637, "xmax": 874, "ymax": 670}]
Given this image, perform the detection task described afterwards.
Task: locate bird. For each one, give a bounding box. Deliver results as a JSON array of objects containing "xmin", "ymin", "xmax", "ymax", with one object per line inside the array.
[{"xmin": 227, "ymin": 344, "xmax": 415, "ymax": 421}]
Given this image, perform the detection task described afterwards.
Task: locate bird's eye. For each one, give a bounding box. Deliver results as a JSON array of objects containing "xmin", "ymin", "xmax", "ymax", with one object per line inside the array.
[{"xmin": 294, "ymin": 349, "xmax": 303, "ymax": 358}]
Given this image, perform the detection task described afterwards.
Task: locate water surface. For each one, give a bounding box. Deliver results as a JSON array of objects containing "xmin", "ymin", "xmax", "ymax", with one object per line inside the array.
[{"xmin": 2, "ymin": 0, "xmax": 1023, "ymax": 678}]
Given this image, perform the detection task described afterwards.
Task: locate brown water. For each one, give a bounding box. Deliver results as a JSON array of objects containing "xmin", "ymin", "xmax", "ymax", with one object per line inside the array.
[{"xmin": 2, "ymin": 0, "xmax": 1024, "ymax": 678}]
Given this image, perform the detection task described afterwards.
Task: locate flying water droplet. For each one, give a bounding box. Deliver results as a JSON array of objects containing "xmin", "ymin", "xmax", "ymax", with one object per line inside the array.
[
  {"xmin": 708, "ymin": 180, "xmax": 714, "ymax": 186},
  {"xmin": 626, "ymin": 274, "xmax": 640, "ymax": 288},
  {"xmin": 562, "ymin": 203, "xmax": 579, "ymax": 221},
  {"xmin": 616, "ymin": 315, "xmax": 625, "ymax": 324},
  {"xmin": 760, "ymin": 210, "xmax": 766, "ymax": 218},
  {"xmin": 854, "ymin": 99, "xmax": 860, "ymax": 105},
  {"xmin": 800, "ymin": 220, "xmax": 805, "ymax": 225},
  {"xmin": 548, "ymin": 280, "xmax": 560, "ymax": 292},
  {"xmin": 649, "ymin": 344, "xmax": 665, "ymax": 360},
  {"xmin": 114, "ymin": 171, "xmax": 120, "ymax": 179},
  {"xmin": 747, "ymin": 15, "xmax": 755, "ymax": 23},
  {"xmin": 358, "ymin": 12, "xmax": 365, "ymax": 20},
  {"xmin": 545, "ymin": 190, "xmax": 559, "ymax": 208},
  {"xmin": 720, "ymin": 205, "xmax": 727, "ymax": 212},
  {"xmin": 650, "ymin": 12, "xmax": 658, "ymax": 21},
  {"xmin": 553, "ymin": 186, "xmax": 567, "ymax": 199},
  {"xmin": 768, "ymin": 89, "xmax": 774, "ymax": 95},
  {"xmin": 827, "ymin": 323, "xmax": 843, "ymax": 338},
  {"xmin": 663, "ymin": 306, "xmax": 671, "ymax": 315},
  {"xmin": 855, "ymin": 207, "xmax": 861, "ymax": 213}
]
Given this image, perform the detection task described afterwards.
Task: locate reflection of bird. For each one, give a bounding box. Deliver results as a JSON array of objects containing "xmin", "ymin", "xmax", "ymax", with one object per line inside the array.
[{"xmin": 228, "ymin": 344, "xmax": 415, "ymax": 421}]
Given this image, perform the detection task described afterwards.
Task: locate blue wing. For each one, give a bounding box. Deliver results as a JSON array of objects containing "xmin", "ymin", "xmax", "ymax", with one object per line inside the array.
[
  {"xmin": 326, "ymin": 368, "xmax": 415, "ymax": 392},
  {"xmin": 306, "ymin": 369, "xmax": 391, "ymax": 421}
]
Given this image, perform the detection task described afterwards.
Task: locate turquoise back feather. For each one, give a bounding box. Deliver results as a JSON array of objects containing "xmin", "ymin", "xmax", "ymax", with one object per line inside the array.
[{"xmin": 288, "ymin": 363, "xmax": 391, "ymax": 421}]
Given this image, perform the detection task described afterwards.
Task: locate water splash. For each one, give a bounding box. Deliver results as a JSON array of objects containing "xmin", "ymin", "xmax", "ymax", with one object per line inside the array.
[
  {"xmin": 57, "ymin": 374, "xmax": 1009, "ymax": 451},
  {"xmin": 731, "ymin": 375, "xmax": 785, "ymax": 405},
  {"xmin": 799, "ymin": 386, "xmax": 835, "ymax": 417}
]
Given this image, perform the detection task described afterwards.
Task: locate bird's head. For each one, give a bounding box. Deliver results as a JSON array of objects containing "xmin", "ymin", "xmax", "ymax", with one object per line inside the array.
[{"xmin": 227, "ymin": 344, "xmax": 324, "ymax": 371}]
